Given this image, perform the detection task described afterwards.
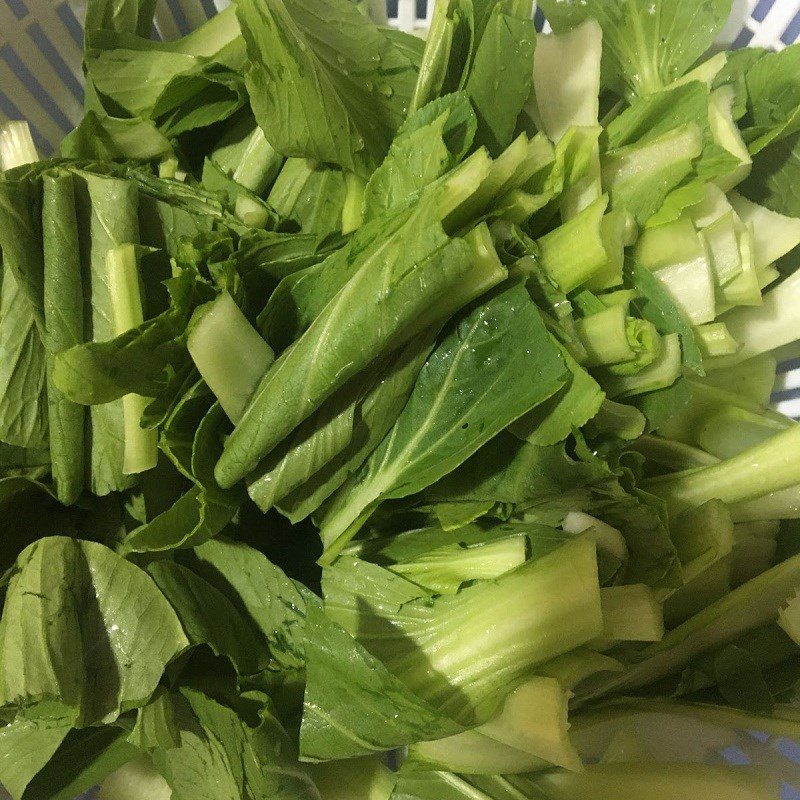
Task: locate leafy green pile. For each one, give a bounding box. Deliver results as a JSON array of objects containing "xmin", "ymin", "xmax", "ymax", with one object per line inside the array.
[{"xmin": 2, "ymin": 0, "xmax": 800, "ymax": 797}]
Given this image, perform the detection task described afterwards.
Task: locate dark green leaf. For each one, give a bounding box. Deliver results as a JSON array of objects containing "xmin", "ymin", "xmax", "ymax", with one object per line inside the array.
[
  {"xmin": 179, "ymin": 539, "xmax": 311, "ymax": 675},
  {"xmin": 742, "ymin": 47, "xmax": 800, "ymax": 153},
  {"xmin": 364, "ymin": 92, "xmax": 477, "ymax": 222},
  {"xmin": 216, "ymin": 199, "xmax": 476, "ymax": 488},
  {"xmin": 0, "ymin": 537, "xmax": 188, "ymax": 724},
  {"xmin": 466, "ymin": 2, "xmax": 536, "ymax": 155},
  {"xmin": 711, "ymin": 645, "xmax": 777, "ymax": 713},
  {"xmin": 249, "ymin": 324, "xmax": 433, "ymax": 518},
  {"xmin": 148, "ymin": 560, "xmax": 268, "ymax": 675},
  {"xmin": 152, "ymin": 688, "xmax": 319, "ymax": 800},
  {"xmin": 318, "ymin": 282, "xmax": 568, "ymax": 552},
  {"xmin": 0, "ymin": 268, "xmax": 48, "ymax": 449},
  {"xmin": 423, "ymin": 431, "xmax": 598, "ymax": 508},
  {"xmin": 60, "ymin": 110, "xmax": 173, "ymax": 161},
  {"xmin": 0, "ymin": 178, "xmax": 45, "ymax": 327},
  {"xmin": 508, "ymin": 342, "xmax": 604, "ymax": 447},
  {"xmin": 120, "ymin": 483, "xmax": 238, "ymax": 554},
  {"xmin": 575, "ymin": 441, "xmax": 682, "ymax": 588},
  {"xmin": 42, "ymin": 172, "xmax": 85, "ymax": 505},
  {"xmin": 238, "ymin": 0, "xmax": 421, "ymax": 177},
  {"xmin": 155, "ymin": 68, "xmax": 248, "ymax": 137},
  {"xmin": 0, "ymin": 176, "xmax": 48, "ymax": 450},
  {"xmin": 741, "ymin": 132, "xmax": 800, "ymax": 217}
]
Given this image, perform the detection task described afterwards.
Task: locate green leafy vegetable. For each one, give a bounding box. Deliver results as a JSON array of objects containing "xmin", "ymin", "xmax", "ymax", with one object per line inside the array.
[
  {"xmin": 26, "ymin": 727, "xmax": 140, "ymax": 800},
  {"xmin": 364, "ymin": 92, "xmax": 477, "ymax": 222},
  {"xmin": 466, "ymin": 0, "xmax": 537, "ymax": 155},
  {"xmin": 324, "ymin": 538, "xmax": 602, "ymax": 724},
  {"xmin": 0, "ymin": 537, "xmax": 188, "ymax": 724},
  {"xmin": 75, "ymin": 171, "xmax": 141, "ymax": 495},
  {"xmin": 238, "ymin": 0, "xmax": 421, "ymax": 177},
  {"xmin": 216, "ymin": 190, "xmax": 494, "ymax": 490},
  {"xmin": 300, "ymin": 602, "xmax": 460, "ymax": 759},
  {"xmin": 267, "ymin": 159, "xmax": 347, "ymax": 238},
  {"xmin": 539, "ymin": 0, "xmax": 733, "ymax": 97},
  {"xmin": 42, "ymin": 172, "xmax": 85, "ymax": 504},
  {"xmin": 0, "ymin": 175, "xmax": 47, "ymax": 450},
  {"xmin": 274, "ymin": 333, "xmax": 438, "ymax": 522},
  {"xmin": 0, "ymin": 266, "xmax": 48, "ymax": 449},
  {"xmin": 0, "ymin": 711, "xmax": 72, "ymax": 800},
  {"xmin": 151, "ymin": 688, "xmax": 319, "ymax": 800},
  {"xmin": 2, "ymin": 3, "xmax": 800, "ymax": 795},
  {"xmin": 317, "ymin": 282, "xmax": 567, "ymax": 555},
  {"xmin": 409, "ymin": 0, "xmax": 474, "ymax": 115}
]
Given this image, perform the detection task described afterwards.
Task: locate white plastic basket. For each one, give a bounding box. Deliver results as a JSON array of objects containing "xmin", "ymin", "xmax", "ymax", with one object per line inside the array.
[
  {"xmin": 0, "ymin": 0, "xmax": 799, "ymax": 798},
  {"xmin": 1, "ymin": 0, "xmax": 799, "ymax": 156}
]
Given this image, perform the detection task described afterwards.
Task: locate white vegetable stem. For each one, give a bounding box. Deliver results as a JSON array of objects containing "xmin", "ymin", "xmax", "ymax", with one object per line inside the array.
[
  {"xmin": 635, "ymin": 216, "xmax": 716, "ymax": 325},
  {"xmin": 728, "ymin": 192, "xmax": 800, "ymax": 270},
  {"xmin": 562, "ymin": 512, "xmax": 628, "ymax": 560},
  {"xmin": 411, "ymin": 676, "xmax": 582, "ymax": 773},
  {"xmin": 729, "ymin": 484, "xmax": 800, "ymax": 521},
  {"xmin": 530, "ymin": 762, "xmax": 777, "ymax": 800},
  {"xmin": 107, "ymin": 245, "xmax": 158, "ymax": 475},
  {"xmin": 647, "ymin": 422, "xmax": 800, "ymax": 512},
  {"xmin": 533, "ymin": 20, "xmax": 603, "ymax": 219},
  {"xmin": 309, "ymin": 756, "xmax": 393, "ymax": 800},
  {"xmin": 533, "ymin": 19, "xmax": 602, "ymax": 142},
  {"xmin": 187, "ymin": 292, "xmax": 275, "ymax": 424},
  {"xmin": 578, "ymin": 552, "xmax": 800, "ymax": 703},
  {"xmin": 596, "ymin": 585, "xmax": 664, "ymax": 646},
  {"xmin": 674, "ymin": 52, "xmax": 728, "ymax": 88},
  {"xmin": 98, "ymin": 758, "xmax": 171, "ymax": 800},
  {"xmin": 0, "ymin": 121, "xmax": 38, "ymax": 170},
  {"xmin": 708, "ymin": 270, "xmax": 800, "ymax": 368},
  {"xmin": 707, "ymin": 86, "xmax": 751, "ymax": 192}
]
